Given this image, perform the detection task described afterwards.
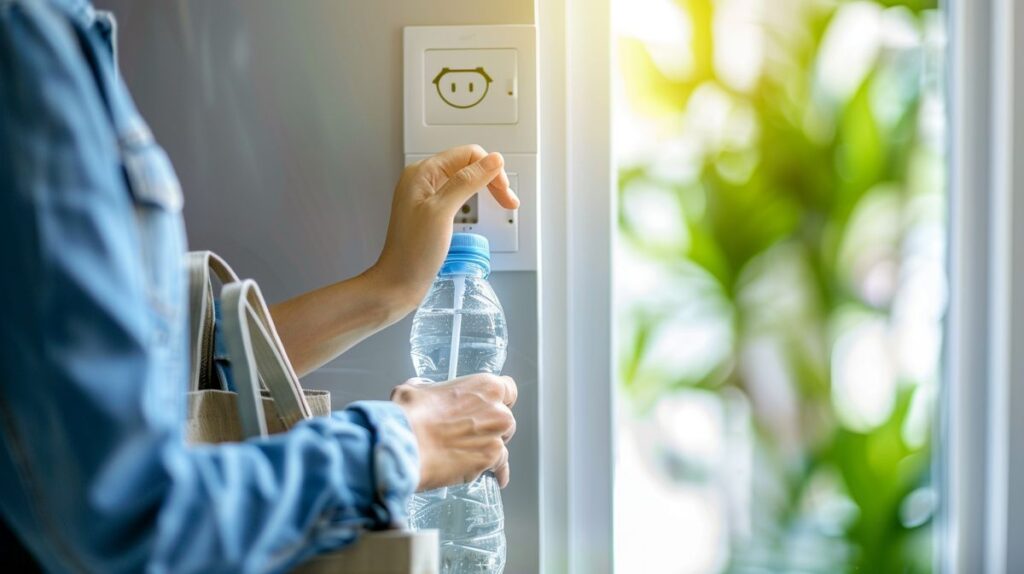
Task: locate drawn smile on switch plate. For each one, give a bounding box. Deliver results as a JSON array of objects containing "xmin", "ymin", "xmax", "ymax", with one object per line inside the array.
[{"xmin": 432, "ymin": 67, "xmax": 493, "ymax": 109}]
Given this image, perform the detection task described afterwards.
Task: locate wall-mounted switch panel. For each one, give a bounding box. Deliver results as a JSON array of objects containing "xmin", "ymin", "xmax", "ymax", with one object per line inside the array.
[{"xmin": 405, "ymin": 25, "xmax": 537, "ymax": 271}]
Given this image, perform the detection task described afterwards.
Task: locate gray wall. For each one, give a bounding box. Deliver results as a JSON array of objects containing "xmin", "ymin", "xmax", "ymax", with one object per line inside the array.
[{"xmin": 94, "ymin": 2, "xmax": 539, "ymax": 572}]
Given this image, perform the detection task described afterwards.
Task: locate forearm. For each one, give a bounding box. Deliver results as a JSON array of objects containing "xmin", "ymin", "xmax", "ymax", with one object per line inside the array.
[
  {"xmin": 273, "ymin": 146, "xmax": 517, "ymax": 378},
  {"xmin": 270, "ymin": 266, "xmax": 421, "ymax": 377}
]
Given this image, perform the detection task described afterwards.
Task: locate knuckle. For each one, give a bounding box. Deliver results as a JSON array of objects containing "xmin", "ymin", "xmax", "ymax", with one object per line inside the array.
[
  {"xmin": 471, "ymin": 393, "xmax": 490, "ymax": 411},
  {"xmin": 452, "ymin": 167, "xmax": 476, "ymax": 186},
  {"xmin": 472, "ymin": 372, "xmax": 496, "ymax": 384},
  {"xmin": 493, "ymin": 445, "xmax": 508, "ymax": 467},
  {"xmin": 403, "ymin": 162, "xmax": 422, "ymax": 177},
  {"xmin": 474, "ymin": 453, "xmax": 491, "ymax": 474},
  {"xmin": 480, "ymin": 374, "xmax": 503, "ymax": 394},
  {"xmin": 490, "ymin": 437, "xmax": 505, "ymax": 455},
  {"xmin": 505, "ymin": 378, "xmax": 519, "ymax": 406},
  {"xmin": 450, "ymin": 385, "xmax": 467, "ymax": 401},
  {"xmin": 499, "ymin": 409, "xmax": 516, "ymax": 431},
  {"xmin": 459, "ymin": 417, "xmax": 477, "ymax": 435},
  {"xmin": 468, "ymin": 144, "xmax": 487, "ymax": 157},
  {"xmin": 390, "ymin": 384, "xmax": 415, "ymax": 403}
]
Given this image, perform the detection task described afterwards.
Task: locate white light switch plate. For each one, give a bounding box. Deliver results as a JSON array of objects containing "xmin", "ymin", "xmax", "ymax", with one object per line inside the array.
[
  {"xmin": 404, "ymin": 25, "xmax": 537, "ymax": 272},
  {"xmin": 404, "ymin": 26, "xmax": 537, "ymax": 155}
]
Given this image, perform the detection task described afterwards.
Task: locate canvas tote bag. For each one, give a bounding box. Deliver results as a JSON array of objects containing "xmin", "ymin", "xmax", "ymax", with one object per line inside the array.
[
  {"xmin": 184, "ymin": 251, "xmax": 330, "ymax": 441},
  {"xmin": 183, "ymin": 251, "xmax": 438, "ymax": 573}
]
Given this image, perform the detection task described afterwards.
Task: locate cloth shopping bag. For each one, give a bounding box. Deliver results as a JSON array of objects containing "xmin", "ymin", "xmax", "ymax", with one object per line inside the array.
[{"xmin": 182, "ymin": 251, "xmax": 438, "ymax": 573}]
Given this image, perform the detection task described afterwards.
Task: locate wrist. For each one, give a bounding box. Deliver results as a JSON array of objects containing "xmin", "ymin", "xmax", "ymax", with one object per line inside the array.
[
  {"xmin": 394, "ymin": 400, "xmax": 435, "ymax": 491},
  {"xmin": 359, "ymin": 264, "xmax": 422, "ymax": 324},
  {"xmin": 344, "ymin": 402, "xmax": 422, "ymax": 521}
]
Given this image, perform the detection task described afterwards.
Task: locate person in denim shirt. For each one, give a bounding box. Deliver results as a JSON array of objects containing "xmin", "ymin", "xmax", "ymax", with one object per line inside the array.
[{"xmin": 0, "ymin": 0, "xmax": 520, "ymax": 571}]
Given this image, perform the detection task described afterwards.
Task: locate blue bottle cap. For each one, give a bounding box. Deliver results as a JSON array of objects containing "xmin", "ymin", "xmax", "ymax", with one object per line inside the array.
[{"xmin": 440, "ymin": 233, "xmax": 491, "ymax": 276}]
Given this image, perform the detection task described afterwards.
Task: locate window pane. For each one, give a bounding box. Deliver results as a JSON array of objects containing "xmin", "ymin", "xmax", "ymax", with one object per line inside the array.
[{"xmin": 613, "ymin": 0, "xmax": 946, "ymax": 571}]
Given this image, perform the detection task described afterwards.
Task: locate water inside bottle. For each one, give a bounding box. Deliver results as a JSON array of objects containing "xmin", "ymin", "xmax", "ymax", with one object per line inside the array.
[
  {"xmin": 410, "ymin": 277, "xmax": 507, "ymax": 382},
  {"xmin": 408, "ymin": 476, "xmax": 506, "ymax": 573},
  {"xmin": 409, "ymin": 273, "xmax": 509, "ymax": 573}
]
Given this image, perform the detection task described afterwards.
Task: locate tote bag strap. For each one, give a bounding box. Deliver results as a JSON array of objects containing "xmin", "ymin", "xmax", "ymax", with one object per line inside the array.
[
  {"xmin": 221, "ymin": 279, "xmax": 311, "ymax": 439},
  {"xmin": 186, "ymin": 251, "xmax": 241, "ymax": 392}
]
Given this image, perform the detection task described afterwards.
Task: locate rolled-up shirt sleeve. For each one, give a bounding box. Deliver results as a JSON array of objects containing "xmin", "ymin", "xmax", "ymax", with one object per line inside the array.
[
  {"xmin": 157, "ymin": 405, "xmax": 419, "ymax": 572},
  {"xmin": 0, "ymin": 2, "xmax": 419, "ymax": 573}
]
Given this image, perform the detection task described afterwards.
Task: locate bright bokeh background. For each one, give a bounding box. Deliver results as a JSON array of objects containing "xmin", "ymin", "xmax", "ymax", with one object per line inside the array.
[{"xmin": 613, "ymin": 0, "xmax": 946, "ymax": 571}]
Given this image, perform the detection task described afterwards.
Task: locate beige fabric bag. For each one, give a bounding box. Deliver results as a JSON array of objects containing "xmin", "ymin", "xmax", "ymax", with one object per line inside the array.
[
  {"xmin": 184, "ymin": 251, "xmax": 327, "ymax": 442},
  {"xmin": 182, "ymin": 251, "xmax": 438, "ymax": 573}
]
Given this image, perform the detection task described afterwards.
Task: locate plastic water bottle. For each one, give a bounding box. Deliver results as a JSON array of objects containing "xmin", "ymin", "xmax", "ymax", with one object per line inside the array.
[{"xmin": 408, "ymin": 233, "xmax": 508, "ymax": 574}]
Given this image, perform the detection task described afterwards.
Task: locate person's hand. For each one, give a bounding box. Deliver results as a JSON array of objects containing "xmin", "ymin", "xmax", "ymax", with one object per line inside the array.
[
  {"xmin": 367, "ymin": 145, "xmax": 519, "ymax": 314},
  {"xmin": 391, "ymin": 374, "xmax": 518, "ymax": 490}
]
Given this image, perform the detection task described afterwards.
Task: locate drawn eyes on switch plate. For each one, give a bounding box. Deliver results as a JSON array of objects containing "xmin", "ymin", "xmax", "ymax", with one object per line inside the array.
[
  {"xmin": 424, "ymin": 49, "xmax": 517, "ymax": 125},
  {"xmin": 433, "ymin": 67, "xmax": 492, "ymax": 109}
]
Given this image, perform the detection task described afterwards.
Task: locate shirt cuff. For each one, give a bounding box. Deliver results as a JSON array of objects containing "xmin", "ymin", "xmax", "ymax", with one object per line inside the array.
[{"xmin": 344, "ymin": 401, "xmax": 420, "ymax": 528}]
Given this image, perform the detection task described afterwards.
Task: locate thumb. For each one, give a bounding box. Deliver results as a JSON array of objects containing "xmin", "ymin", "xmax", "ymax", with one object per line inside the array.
[{"xmin": 436, "ymin": 152, "xmax": 505, "ymax": 212}]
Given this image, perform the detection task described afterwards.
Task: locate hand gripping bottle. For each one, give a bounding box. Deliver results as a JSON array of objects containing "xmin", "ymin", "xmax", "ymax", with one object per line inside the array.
[{"xmin": 408, "ymin": 233, "xmax": 508, "ymax": 574}]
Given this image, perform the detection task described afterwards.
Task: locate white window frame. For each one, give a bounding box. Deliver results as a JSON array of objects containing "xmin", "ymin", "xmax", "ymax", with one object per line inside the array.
[
  {"xmin": 538, "ymin": 0, "xmax": 614, "ymax": 572},
  {"xmin": 945, "ymin": 0, "xmax": 1024, "ymax": 572}
]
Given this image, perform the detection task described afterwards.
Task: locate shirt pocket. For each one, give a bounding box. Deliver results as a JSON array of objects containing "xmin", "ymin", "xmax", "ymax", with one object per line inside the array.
[{"xmin": 121, "ymin": 131, "xmax": 187, "ymax": 339}]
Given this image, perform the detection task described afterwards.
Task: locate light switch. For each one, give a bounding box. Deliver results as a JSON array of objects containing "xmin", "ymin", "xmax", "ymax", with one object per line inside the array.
[{"xmin": 425, "ymin": 49, "xmax": 517, "ymax": 126}]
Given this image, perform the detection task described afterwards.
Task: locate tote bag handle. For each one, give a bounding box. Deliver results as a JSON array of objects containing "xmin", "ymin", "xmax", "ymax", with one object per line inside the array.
[
  {"xmin": 221, "ymin": 279, "xmax": 312, "ymax": 438},
  {"xmin": 186, "ymin": 251, "xmax": 241, "ymax": 392}
]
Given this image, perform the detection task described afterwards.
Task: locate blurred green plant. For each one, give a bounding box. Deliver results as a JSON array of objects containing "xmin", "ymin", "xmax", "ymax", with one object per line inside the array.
[{"xmin": 617, "ymin": 0, "xmax": 943, "ymax": 572}]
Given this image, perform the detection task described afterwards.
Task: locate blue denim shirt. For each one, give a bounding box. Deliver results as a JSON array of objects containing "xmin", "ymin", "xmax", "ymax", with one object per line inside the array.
[{"xmin": 0, "ymin": 1, "xmax": 419, "ymax": 572}]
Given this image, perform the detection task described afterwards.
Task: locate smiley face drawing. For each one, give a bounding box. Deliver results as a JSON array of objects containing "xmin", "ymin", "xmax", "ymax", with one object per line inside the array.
[{"xmin": 432, "ymin": 67, "xmax": 493, "ymax": 109}]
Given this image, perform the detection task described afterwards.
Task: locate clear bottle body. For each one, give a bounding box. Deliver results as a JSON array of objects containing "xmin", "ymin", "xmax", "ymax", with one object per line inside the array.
[
  {"xmin": 410, "ymin": 274, "xmax": 508, "ymax": 381},
  {"xmin": 409, "ymin": 272, "xmax": 508, "ymax": 574}
]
